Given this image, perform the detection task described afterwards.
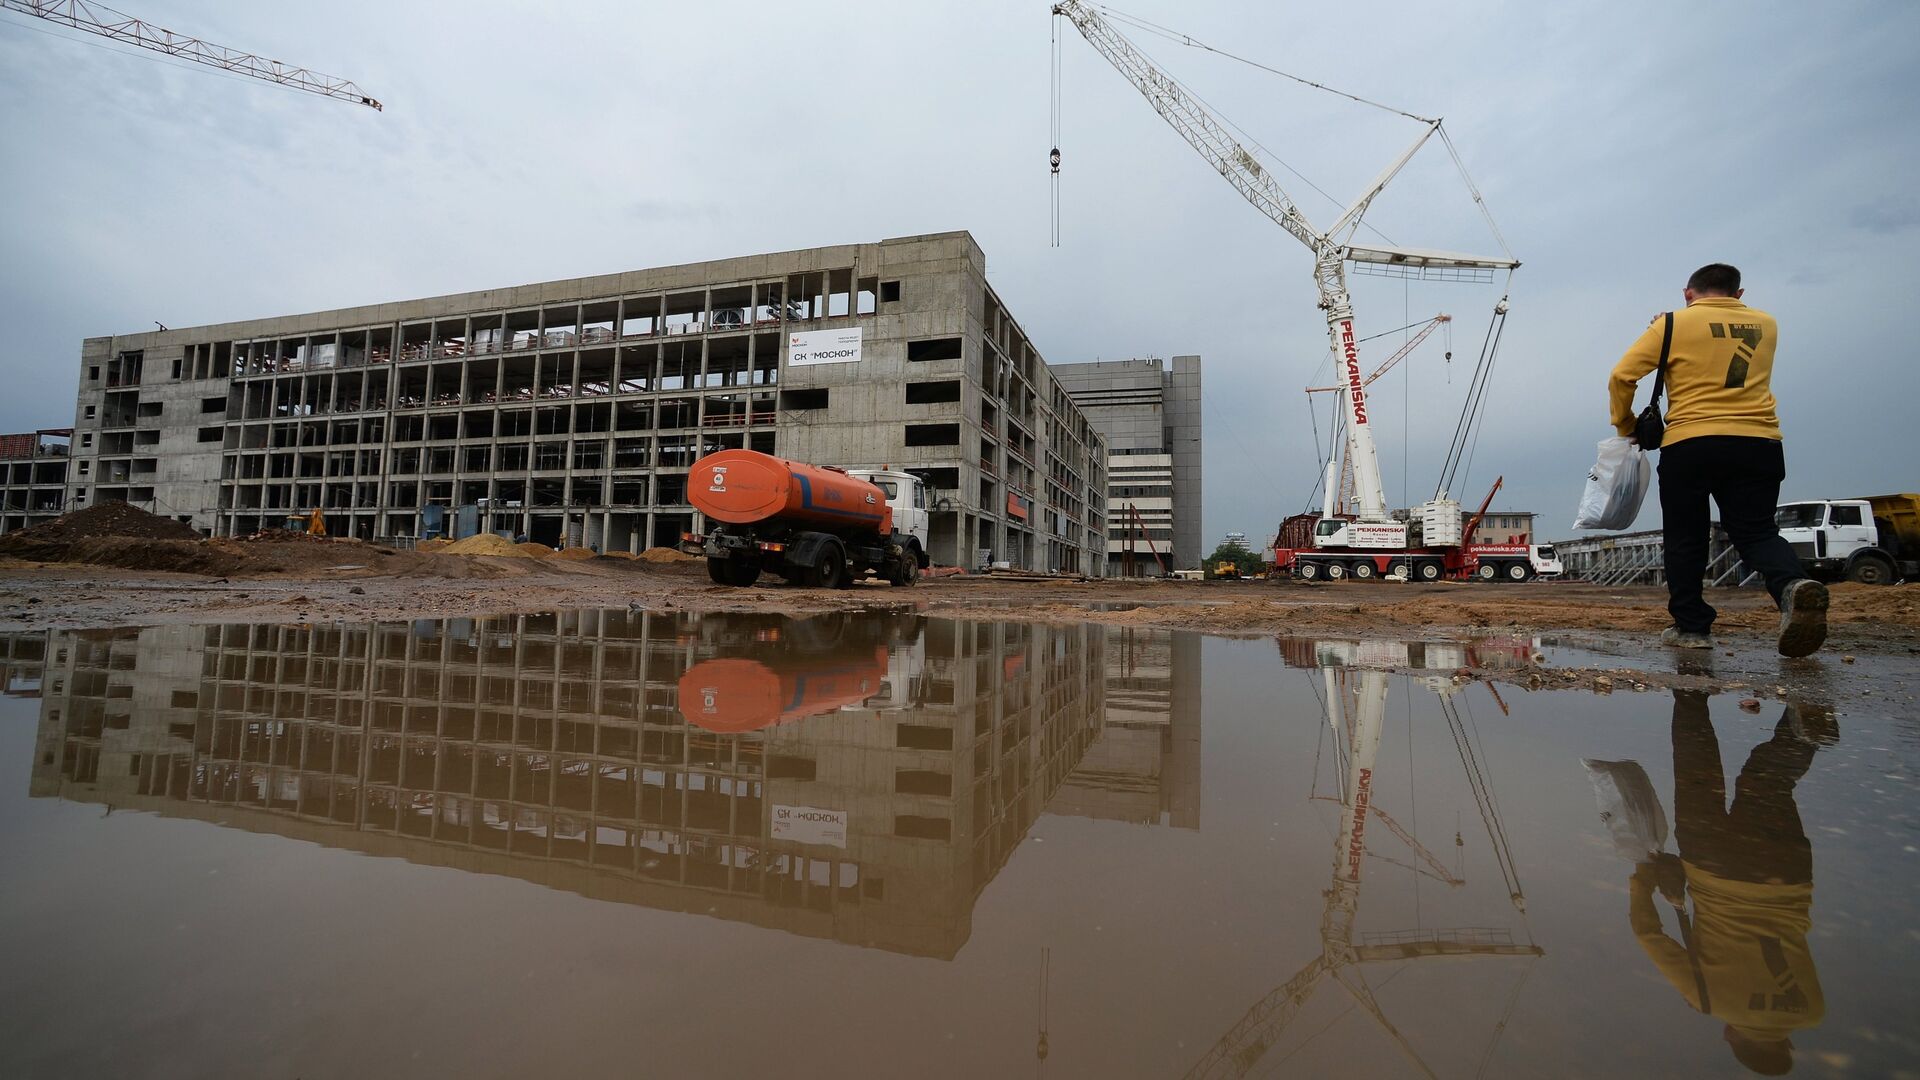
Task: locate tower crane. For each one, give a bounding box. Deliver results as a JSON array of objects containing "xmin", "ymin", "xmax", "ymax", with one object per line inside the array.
[
  {"xmin": 1052, "ymin": 3, "xmax": 1517, "ymax": 569},
  {"xmin": 1, "ymin": 0, "xmax": 383, "ymax": 111}
]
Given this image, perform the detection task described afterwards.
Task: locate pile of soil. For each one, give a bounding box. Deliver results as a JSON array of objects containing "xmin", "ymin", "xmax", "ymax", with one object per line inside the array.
[
  {"xmin": 417, "ymin": 538, "xmax": 451, "ymax": 552},
  {"xmin": 442, "ymin": 534, "xmax": 538, "ymax": 557},
  {"xmin": 514, "ymin": 542, "xmax": 555, "ymax": 558},
  {"xmin": 639, "ymin": 547, "xmax": 698, "ymax": 564},
  {"xmin": 553, "ymin": 547, "xmax": 598, "ymax": 561},
  {"xmin": 0, "ymin": 502, "xmax": 199, "ymax": 552}
]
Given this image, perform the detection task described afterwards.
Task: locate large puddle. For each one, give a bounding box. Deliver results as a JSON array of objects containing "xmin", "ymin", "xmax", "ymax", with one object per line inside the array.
[{"xmin": 0, "ymin": 613, "xmax": 1914, "ymax": 1077}]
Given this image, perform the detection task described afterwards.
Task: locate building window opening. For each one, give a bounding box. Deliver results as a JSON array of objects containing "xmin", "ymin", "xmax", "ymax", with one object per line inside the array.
[
  {"xmin": 905, "ymin": 379, "xmax": 961, "ymax": 404},
  {"xmin": 907, "ymin": 337, "xmax": 963, "ymax": 362},
  {"xmin": 779, "ymin": 388, "xmax": 828, "ymax": 411}
]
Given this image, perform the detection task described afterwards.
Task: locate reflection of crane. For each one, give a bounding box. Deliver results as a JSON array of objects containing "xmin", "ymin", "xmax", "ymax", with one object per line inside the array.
[
  {"xmin": 2, "ymin": 0, "xmax": 383, "ymax": 110},
  {"xmin": 1183, "ymin": 667, "xmax": 1540, "ymax": 1078},
  {"xmin": 1053, "ymin": 2, "xmax": 1514, "ymax": 538}
]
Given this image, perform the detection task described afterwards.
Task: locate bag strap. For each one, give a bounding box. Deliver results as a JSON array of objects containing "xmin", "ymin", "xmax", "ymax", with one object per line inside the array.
[{"xmin": 1648, "ymin": 312, "xmax": 1674, "ymax": 406}]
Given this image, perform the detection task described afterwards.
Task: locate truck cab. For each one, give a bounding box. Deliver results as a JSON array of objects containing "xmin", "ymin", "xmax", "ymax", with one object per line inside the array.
[
  {"xmin": 1529, "ymin": 544, "xmax": 1563, "ymax": 578},
  {"xmin": 1776, "ymin": 499, "xmax": 1911, "ymax": 584},
  {"xmin": 847, "ymin": 468, "xmax": 930, "ymax": 567}
]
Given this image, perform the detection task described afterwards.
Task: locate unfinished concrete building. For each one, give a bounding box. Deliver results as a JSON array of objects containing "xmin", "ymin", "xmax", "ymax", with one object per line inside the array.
[
  {"xmin": 1054, "ymin": 356, "xmax": 1202, "ymax": 574},
  {"xmin": 14, "ymin": 612, "xmax": 1115, "ymax": 959},
  {"xmin": 62, "ymin": 232, "xmax": 1107, "ymax": 572},
  {"xmin": 0, "ymin": 430, "xmax": 71, "ymax": 535}
]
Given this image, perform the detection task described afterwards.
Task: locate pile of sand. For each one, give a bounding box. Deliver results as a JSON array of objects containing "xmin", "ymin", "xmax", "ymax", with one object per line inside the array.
[
  {"xmin": 598, "ymin": 550, "xmax": 639, "ymax": 561},
  {"xmin": 443, "ymin": 533, "xmax": 544, "ymax": 558},
  {"xmin": 639, "ymin": 546, "xmax": 698, "ymax": 564},
  {"xmin": 417, "ymin": 538, "xmax": 451, "ymax": 552},
  {"xmin": 553, "ymin": 547, "xmax": 598, "ymax": 561},
  {"xmin": 515, "ymin": 542, "xmax": 554, "ymax": 558}
]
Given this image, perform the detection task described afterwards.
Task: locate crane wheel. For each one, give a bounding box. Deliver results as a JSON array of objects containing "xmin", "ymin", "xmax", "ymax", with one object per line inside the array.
[
  {"xmin": 1297, "ymin": 562, "xmax": 1320, "ymax": 581},
  {"xmin": 1505, "ymin": 561, "xmax": 1532, "ymax": 582},
  {"xmin": 1416, "ymin": 560, "xmax": 1444, "ymax": 582},
  {"xmin": 1476, "ymin": 562, "xmax": 1499, "ymax": 581},
  {"xmin": 1325, "ymin": 562, "xmax": 1347, "ymax": 581},
  {"xmin": 1350, "ymin": 560, "xmax": 1377, "ymax": 580}
]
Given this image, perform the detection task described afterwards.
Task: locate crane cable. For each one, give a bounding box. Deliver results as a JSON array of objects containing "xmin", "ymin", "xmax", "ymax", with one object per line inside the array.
[
  {"xmin": 1095, "ymin": 4, "xmax": 1434, "ymax": 124},
  {"xmin": 1049, "ymin": 14, "xmax": 1064, "ymax": 247}
]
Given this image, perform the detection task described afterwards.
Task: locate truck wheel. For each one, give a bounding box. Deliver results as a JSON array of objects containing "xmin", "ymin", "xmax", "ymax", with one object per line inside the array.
[
  {"xmin": 1847, "ymin": 556, "xmax": 1896, "ymax": 585},
  {"xmin": 1476, "ymin": 562, "xmax": 1499, "ymax": 581},
  {"xmin": 1505, "ymin": 561, "xmax": 1532, "ymax": 582},
  {"xmin": 1351, "ymin": 560, "xmax": 1377, "ymax": 580},
  {"xmin": 706, "ymin": 558, "xmax": 730, "ymax": 585},
  {"xmin": 890, "ymin": 556, "xmax": 920, "ymax": 587},
  {"xmin": 1325, "ymin": 562, "xmax": 1347, "ymax": 580},
  {"xmin": 1416, "ymin": 560, "xmax": 1443, "ymax": 582},
  {"xmin": 1297, "ymin": 561, "xmax": 1320, "ymax": 581},
  {"xmin": 727, "ymin": 561, "xmax": 762, "ymax": 587},
  {"xmin": 1386, "ymin": 560, "xmax": 1409, "ymax": 579},
  {"xmin": 813, "ymin": 540, "xmax": 849, "ymax": 589}
]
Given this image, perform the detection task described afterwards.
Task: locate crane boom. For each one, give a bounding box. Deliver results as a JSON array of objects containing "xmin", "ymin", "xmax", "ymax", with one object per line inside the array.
[
  {"xmin": 1053, "ymin": 1, "xmax": 1513, "ymax": 526},
  {"xmin": 1050, "ymin": 1, "xmax": 1318, "ymax": 252},
  {"xmin": 1, "ymin": 0, "xmax": 383, "ymax": 111},
  {"xmin": 1306, "ymin": 314, "xmax": 1450, "ymax": 393}
]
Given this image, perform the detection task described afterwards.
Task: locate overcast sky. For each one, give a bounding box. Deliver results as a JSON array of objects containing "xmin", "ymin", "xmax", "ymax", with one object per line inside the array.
[{"xmin": 1, "ymin": 1, "xmax": 1914, "ymax": 546}]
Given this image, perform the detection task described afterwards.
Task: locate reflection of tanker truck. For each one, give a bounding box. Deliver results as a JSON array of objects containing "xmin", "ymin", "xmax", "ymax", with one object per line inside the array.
[
  {"xmin": 680, "ymin": 449, "xmax": 930, "ymax": 588},
  {"xmin": 677, "ymin": 613, "xmax": 926, "ymax": 732}
]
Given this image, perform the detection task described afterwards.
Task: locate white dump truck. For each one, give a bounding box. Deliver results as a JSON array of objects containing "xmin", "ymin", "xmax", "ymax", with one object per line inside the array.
[{"xmin": 1774, "ymin": 494, "xmax": 1918, "ymax": 585}]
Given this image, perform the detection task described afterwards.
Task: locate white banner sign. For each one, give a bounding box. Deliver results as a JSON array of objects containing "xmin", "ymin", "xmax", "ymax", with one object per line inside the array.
[
  {"xmin": 771, "ymin": 804, "xmax": 848, "ymax": 847},
  {"xmin": 787, "ymin": 327, "xmax": 863, "ymax": 366}
]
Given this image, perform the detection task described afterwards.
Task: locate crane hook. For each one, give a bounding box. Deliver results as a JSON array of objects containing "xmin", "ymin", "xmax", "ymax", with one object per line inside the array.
[{"xmin": 1049, "ymin": 147, "xmax": 1062, "ymax": 174}]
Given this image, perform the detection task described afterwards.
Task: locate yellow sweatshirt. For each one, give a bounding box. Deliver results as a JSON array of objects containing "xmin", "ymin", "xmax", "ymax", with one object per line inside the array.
[
  {"xmin": 1610, "ymin": 296, "xmax": 1781, "ymax": 446},
  {"xmin": 1630, "ymin": 863, "xmax": 1823, "ymax": 1042}
]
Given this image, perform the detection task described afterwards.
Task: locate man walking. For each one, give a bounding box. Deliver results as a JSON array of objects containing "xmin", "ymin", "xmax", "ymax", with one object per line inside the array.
[{"xmin": 1610, "ymin": 264, "xmax": 1829, "ymax": 656}]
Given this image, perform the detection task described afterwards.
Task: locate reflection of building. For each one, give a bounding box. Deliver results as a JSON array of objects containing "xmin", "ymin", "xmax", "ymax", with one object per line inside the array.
[
  {"xmin": 11, "ymin": 611, "xmax": 1128, "ymax": 959},
  {"xmin": 1052, "ymin": 627, "xmax": 1201, "ymax": 828},
  {"xmin": 1054, "ymin": 356, "xmax": 1203, "ymax": 574}
]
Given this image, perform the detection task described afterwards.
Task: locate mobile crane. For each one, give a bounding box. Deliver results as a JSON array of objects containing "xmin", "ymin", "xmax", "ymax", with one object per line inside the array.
[{"xmin": 1051, "ymin": 3, "xmax": 1520, "ymax": 582}]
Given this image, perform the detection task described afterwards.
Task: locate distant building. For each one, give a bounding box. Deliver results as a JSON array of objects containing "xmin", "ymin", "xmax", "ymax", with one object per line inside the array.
[
  {"xmin": 1471, "ymin": 511, "xmax": 1536, "ymax": 546},
  {"xmin": 1219, "ymin": 531, "xmax": 1249, "ymax": 552},
  {"xmin": 0, "ymin": 429, "xmax": 72, "ymax": 535},
  {"xmin": 1053, "ymin": 355, "xmax": 1202, "ymax": 575}
]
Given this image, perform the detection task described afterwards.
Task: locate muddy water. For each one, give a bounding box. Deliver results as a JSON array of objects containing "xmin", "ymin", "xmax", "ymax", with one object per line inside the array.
[{"xmin": 0, "ymin": 614, "xmax": 1915, "ymax": 1078}]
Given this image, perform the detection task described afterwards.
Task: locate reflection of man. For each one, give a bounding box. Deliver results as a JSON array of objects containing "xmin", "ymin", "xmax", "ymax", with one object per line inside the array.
[{"xmin": 1631, "ymin": 691, "xmax": 1832, "ymax": 1074}]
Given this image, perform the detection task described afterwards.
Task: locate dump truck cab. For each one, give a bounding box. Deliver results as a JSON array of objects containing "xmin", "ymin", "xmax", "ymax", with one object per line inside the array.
[{"xmin": 1776, "ymin": 496, "xmax": 1916, "ymax": 585}]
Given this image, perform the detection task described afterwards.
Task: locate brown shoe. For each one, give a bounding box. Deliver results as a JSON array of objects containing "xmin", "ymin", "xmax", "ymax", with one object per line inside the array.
[{"xmin": 1777, "ymin": 579, "xmax": 1829, "ymax": 658}]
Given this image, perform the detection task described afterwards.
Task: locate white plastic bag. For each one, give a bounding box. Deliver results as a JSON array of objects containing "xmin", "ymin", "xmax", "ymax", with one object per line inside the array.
[
  {"xmin": 1582, "ymin": 758, "xmax": 1669, "ymax": 862},
  {"xmin": 1572, "ymin": 436, "xmax": 1652, "ymax": 530}
]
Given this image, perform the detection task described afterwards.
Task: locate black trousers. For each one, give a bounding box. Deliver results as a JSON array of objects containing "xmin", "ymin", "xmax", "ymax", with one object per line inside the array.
[
  {"xmin": 1671, "ymin": 690, "xmax": 1813, "ymax": 885},
  {"xmin": 1657, "ymin": 435, "xmax": 1808, "ymax": 634}
]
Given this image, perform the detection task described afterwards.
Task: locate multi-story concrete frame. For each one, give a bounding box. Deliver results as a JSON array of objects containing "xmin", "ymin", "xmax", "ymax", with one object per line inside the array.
[
  {"xmin": 0, "ymin": 430, "xmax": 71, "ymax": 534},
  {"xmin": 64, "ymin": 233, "xmax": 1106, "ymax": 572},
  {"xmin": 13, "ymin": 611, "xmax": 1112, "ymax": 959},
  {"xmin": 1054, "ymin": 356, "xmax": 1201, "ymax": 574}
]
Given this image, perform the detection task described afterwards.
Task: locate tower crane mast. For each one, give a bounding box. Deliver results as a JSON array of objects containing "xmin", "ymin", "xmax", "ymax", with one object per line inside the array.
[
  {"xmin": 1, "ymin": 0, "xmax": 383, "ymax": 111},
  {"xmin": 1052, "ymin": 2, "xmax": 1513, "ymax": 537}
]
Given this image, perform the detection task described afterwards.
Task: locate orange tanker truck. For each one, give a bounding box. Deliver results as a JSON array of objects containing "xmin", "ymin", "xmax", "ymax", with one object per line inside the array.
[{"xmin": 680, "ymin": 449, "xmax": 930, "ymax": 588}]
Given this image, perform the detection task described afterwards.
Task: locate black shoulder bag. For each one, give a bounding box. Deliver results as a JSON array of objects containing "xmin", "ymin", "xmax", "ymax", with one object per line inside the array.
[{"xmin": 1634, "ymin": 312, "xmax": 1674, "ymax": 450}]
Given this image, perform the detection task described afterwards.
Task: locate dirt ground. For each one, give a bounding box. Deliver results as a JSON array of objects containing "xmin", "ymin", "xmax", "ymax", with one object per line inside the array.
[{"xmin": 0, "ymin": 547, "xmax": 1914, "ymax": 654}]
